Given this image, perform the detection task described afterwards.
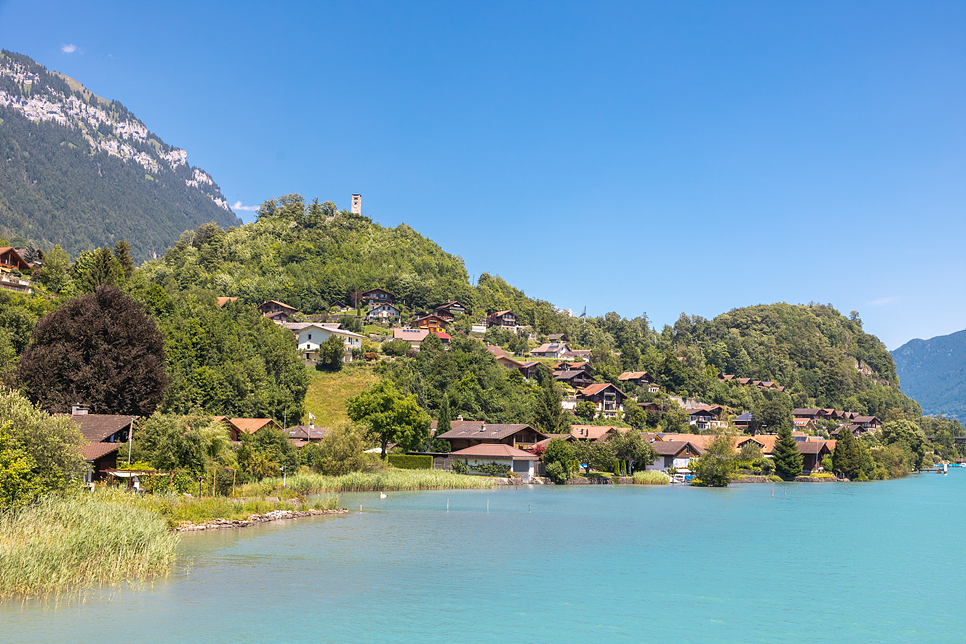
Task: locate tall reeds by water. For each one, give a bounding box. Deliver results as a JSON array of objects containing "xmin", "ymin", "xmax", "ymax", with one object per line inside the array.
[
  {"xmin": 0, "ymin": 494, "xmax": 178, "ymax": 600},
  {"xmin": 632, "ymin": 471, "xmax": 671, "ymax": 484}
]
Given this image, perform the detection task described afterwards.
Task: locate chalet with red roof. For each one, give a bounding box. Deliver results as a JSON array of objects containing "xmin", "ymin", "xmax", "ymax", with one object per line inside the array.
[{"xmin": 577, "ymin": 382, "xmax": 628, "ymax": 419}]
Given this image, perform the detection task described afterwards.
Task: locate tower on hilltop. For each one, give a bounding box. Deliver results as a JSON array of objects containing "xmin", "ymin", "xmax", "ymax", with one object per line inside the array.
[{"xmin": 351, "ymin": 194, "xmax": 362, "ymax": 214}]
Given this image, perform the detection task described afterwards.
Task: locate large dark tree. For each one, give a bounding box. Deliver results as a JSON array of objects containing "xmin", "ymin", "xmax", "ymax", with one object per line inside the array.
[
  {"xmin": 773, "ymin": 425, "xmax": 803, "ymax": 480},
  {"xmin": 16, "ymin": 286, "xmax": 168, "ymax": 416}
]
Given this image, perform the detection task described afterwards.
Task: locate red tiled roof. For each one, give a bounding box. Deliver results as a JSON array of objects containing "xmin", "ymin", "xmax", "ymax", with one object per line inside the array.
[
  {"xmin": 450, "ymin": 444, "xmax": 538, "ymax": 460},
  {"xmin": 81, "ymin": 441, "xmax": 120, "ymax": 461},
  {"xmin": 579, "ymin": 382, "xmax": 627, "ymax": 397}
]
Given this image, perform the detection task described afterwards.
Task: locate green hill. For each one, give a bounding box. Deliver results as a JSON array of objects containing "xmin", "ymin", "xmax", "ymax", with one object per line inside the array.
[
  {"xmin": 0, "ymin": 50, "xmax": 240, "ymax": 262},
  {"xmin": 892, "ymin": 329, "xmax": 966, "ymax": 424}
]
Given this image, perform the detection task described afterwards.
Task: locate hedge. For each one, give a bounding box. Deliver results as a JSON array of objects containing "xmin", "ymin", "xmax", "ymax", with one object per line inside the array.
[{"xmin": 387, "ymin": 454, "xmax": 434, "ymax": 470}]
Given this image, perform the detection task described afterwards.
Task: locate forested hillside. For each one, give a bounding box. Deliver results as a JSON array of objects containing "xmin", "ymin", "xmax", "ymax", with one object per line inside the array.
[
  {"xmin": 892, "ymin": 329, "xmax": 966, "ymax": 424},
  {"xmin": 0, "ymin": 50, "xmax": 240, "ymax": 261},
  {"xmin": 141, "ymin": 193, "xmax": 920, "ymax": 422}
]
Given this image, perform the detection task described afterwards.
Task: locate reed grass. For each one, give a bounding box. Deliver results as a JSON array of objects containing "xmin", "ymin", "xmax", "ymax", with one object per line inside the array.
[
  {"xmin": 236, "ymin": 468, "xmax": 497, "ymax": 497},
  {"xmin": 0, "ymin": 494, "xmax": 178, "ymax": 600},
  {"xmin": 632, "ymin": 471, "xmax": 671, "ymax": 485},
  {"xmin": 97, "ymin": 489, "xmax": 339, "ymax": 528}
]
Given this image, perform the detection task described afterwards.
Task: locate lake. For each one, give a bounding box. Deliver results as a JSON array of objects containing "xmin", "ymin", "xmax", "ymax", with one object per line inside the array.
[{"xmin": 3, "ymin": 470, "xmax": 964, "ymax": 643}]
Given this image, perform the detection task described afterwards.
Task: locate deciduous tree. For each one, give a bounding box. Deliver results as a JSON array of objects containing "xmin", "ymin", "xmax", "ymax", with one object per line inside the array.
[
  {"xmin": 347, "ymin": 380, "xmax": 430, "ymax": 458},
  {"xmin": 16, "ymin": 286, "xmax": 169, "ymax": 416}
]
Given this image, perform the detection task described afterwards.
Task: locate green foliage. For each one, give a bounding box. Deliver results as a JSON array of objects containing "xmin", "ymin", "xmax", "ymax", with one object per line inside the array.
[
  {"xmin": 36, "ymin": 244, "xmax": 70, "ymax": 293},
  {"xmin": 632, "ymin": 470, "xmax": 671, "ymax": 485},
  {"xmin": 832, "ymin": 428, "xmax": 870, "ymax": 480},
  {"xmin": 690, "ymin": 434, "xmax": 736, "ymax": 487},
  {"xmin": 0, "ymin": 387, "xmax": 86, "ymax": 494},
  {"xmin": 573, "ymin": 440, "xmax": 617, "ymax": 474},
  {"xmin": 302, "ymin": 425, "xmax": 367, "ymax": 475},
  {"xmin": 147, "ymin": 290, "xmax": 307, "ymax": 421},
  {"xmin": 347, "ymin": 380, "xmax": 430, "ymax": 458},
  {"xmin": 542, "ymin": 437, "xmax": 576, "ymax": 484},
  {"xmin": 773, "ymin": 425, "xmax": 804, "ymax": 480},
  {"xmin": 129, "ymin": 412, "xmax": 232, "ymax": 476},
  {"xmin": 878, "ymin": 419, "xmax": 926, "ymax": 470},
  {"xmin": 534, "ymin": 378, "xmax": 568, "ymax": 434},
  {"xmin": 607, "ymin": 430, "xmax": 657, "ymax": 474},
  {"xmin": 381, "ymin": 338, "xmax": 411, "ymax": 356},
  {"xmin": 387, "ymin": 454, "xmax": 433, "ymax": 470},
  {"xmin": 0, "ymin": 420, "xmax": 41, "ymax": 509},
  {"xmin": 451, "ymin": 459, "xmax": 468, "ymax": 475},
  {"xmin": 17, "ymin": 286, "xmax": 168, "ymax": 416},
  {"xmin": 575, "ymin": 400, "xmax": 597, "ymax": 422},
  {"xmin": 236, "ymin": 426, "xmax": 300, "ymax": 480},
  {"xmin": 469, "ymin": 462, "xmax": 511, "ymax": 477},
  {"xmin": 317, "ymin": 334, "xmax": 346, "ymax": 371}
]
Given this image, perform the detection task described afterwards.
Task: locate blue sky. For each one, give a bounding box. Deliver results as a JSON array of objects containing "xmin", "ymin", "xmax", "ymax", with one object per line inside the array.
[{"xmin": 1, "ymin": 0, "xmax": 963, "ymax": 349}]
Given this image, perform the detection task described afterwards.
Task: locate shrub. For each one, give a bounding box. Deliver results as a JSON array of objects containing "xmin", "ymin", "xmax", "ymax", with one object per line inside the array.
[
  {"xmin": 451, "ymin": 459, "xmax": 468, "ymax": 474},
  {"xmin": 387, "ymin": 454, "xmax": 433, "ymax": 470},
  {"xmin": 544, "ymin": 461, "xmax": 567, "ymax": 484}
]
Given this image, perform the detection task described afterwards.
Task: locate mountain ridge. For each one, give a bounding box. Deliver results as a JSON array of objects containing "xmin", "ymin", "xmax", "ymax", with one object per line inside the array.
[
  {"xmin": 892, "ymin": 329, "xmax": 966, "ymax": 424},
  {"xmin": 0, "ymin": 50, "xmax": 241, "ymax": 261}
]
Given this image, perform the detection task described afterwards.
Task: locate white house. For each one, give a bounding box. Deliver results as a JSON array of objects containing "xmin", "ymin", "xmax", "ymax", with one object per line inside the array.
[
  {"xmin": 284, "ymin": 323, "xmax": 365, "ymax": 363},
  {"xmin": 448, "ymin": 444, "xmax": 539, "ymax": 481},
  {"xmin": 366, "ymin": 303, "xmax": 401, "ymax": 321},
  {"xmin": 645, "ymin": 440, "xmax": 704, "ymax": 471}
]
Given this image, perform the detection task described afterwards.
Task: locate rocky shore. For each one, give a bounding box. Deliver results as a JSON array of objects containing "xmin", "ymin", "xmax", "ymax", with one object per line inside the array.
[{"xmin": 176, "ymin": 508, "xmax": 350, "ymax": 532}]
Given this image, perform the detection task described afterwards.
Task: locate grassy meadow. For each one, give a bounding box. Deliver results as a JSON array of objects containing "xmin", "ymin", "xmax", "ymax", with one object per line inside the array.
[
  {"xmin": 237, "ymin": 469, "xmax": 497, "ymax": 497},
  {"xmin": 304, "ymin": 363, "xmax": 380, "ymax": 427}
]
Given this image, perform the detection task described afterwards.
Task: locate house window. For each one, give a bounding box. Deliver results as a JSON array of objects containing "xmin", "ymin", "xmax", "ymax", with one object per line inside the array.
[{"xmin": 308, "ymin": 334, "xmax": 312, "ymax": 340}]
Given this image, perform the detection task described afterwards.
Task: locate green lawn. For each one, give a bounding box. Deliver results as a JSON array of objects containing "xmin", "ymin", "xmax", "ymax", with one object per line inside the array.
[{"xmin": 305, "ymin": 364, "xmax": 380, "ymax": 428}]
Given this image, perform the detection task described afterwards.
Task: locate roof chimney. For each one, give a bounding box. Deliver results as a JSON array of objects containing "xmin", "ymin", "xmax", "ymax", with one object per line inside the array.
[{"xmin": 72, "ymin": 404, "xmax": 88, "ymax": 416}]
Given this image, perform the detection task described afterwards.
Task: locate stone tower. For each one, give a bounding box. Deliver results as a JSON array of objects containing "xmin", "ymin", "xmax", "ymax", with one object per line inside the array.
[{"xmin": 351, "ymin": 194, "xmax": 361, "ymax": 214}]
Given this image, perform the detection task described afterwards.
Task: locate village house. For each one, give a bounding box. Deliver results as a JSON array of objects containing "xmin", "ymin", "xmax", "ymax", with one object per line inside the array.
[
  {"xmin": 734, "ymin": 411, "xmax": 754, "ymax": 431},
  {"xmin": 685, "ymin": 405, "xmax": 727, "ymax": 431},
  {"xmin": 366, "ymin": 302, "xmax": 401, "ymax": 322},
  {"xmin": 435, "ymin": 301, "xmax": 468, "ymax": 317},
  {"xmin": 577, "ymin": 383, "xmax": 628, "ymax": 419},
  {"xmin": 797, "ymin": 441, "xmax": 835, "ymax": 473},
  {"xmin": 555, "ymin": 360, "xmax": 592, "ymax": 373},
  {"xmin": 286, "ymin": 422, "xmax": 329, "ymax": 447},
  {"xmin": 569, "ymin": 425, "xmax": 630, "ymax": 441},
  {"xmin": 485, "ymin": 310, "xmax": 518, "ymax": 331},
  {"xmin": 618, "ymin": 371, "xmax": 659, "ymax": 392},
  {"xmin": 646, "ymin": 440, "xmax": 705, "ymax": 471},
  {"xmin": 435, "ymin": 420, "xmax": 547, "ymax": 451},
  {"xmin": 554, "ymin": 369, "xmax": 595, "ymax": 390},
  {"xmin": 258, "ymin": 300, "xmax": 298, "ymax": 324},
  {"xmin": 0, "ymin": 247, "xmax": 30, "ymax": 272},
  {"xmin": 548, "ymin": 333, "xmax": 569, "ymax": 343},
  {"xmin": 448, "ymin": 444, "xmax": 540, "ymax": 480},
  {"xmin": 413, "ymin": 313, "xmax": 448, "ymax": 333},
  {"xmin": 65, "ymin": 404, "xmax": 138, "ymax": 482},
  {"xmin": 283, "ymin": 322, "xmax": 365, "ymax": 363},
  {"xmin": 213, "ymin": 417, "xmax": 282, "ymax": 442},
  {"xmin": 352, "ymin": 288, "xmax": 395, "ymax": 308},
  {"xmin": 392, "ymin": 327, "xmax": 430, "ymax": 349},
  {"xmin": 531, "ymin": 342, "xmax": 570, "ymax": 359}
]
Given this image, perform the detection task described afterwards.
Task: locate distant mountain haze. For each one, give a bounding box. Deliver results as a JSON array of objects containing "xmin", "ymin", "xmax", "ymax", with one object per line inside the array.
[
  {"xmin": 0, "ymin": 50, "xmax": 240, "ymax": 262},
  {"xmin": 892, "ymin": 329, "xmax": 966, "ymax": 424}
]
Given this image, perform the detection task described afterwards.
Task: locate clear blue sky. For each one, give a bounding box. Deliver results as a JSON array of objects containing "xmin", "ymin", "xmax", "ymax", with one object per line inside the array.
[{"xmin": 2, "ymin": 0, "xmax": 963, "ymax": 350}]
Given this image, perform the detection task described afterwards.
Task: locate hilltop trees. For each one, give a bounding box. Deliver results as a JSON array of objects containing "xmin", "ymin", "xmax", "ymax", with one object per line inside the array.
[{"xmin": 17, "ymin": 286, "xmax": 168, "ymax": 416}]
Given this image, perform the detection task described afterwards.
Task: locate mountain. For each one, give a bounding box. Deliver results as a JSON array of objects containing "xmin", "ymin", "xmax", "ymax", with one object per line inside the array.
[
  {"xmin": 892, "ymin": 329, "xmax": 966, "ymax": 424},
  {"xmin": 0, "ymin": 50, "xmax": 241, "ymax": 262}
]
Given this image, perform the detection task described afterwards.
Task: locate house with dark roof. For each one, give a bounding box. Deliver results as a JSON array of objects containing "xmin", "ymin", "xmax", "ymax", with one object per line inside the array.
[
  {"xmin": 258, "ymin": 300, "xmax": 298, "ymax": 323},
  {"xmin": 436, "ymin": 421, "xmax": 547, "ymax": 451},
  {"xmin": 734, "ymin": 411, "xmax": 754, "ymax": 430},
  {"xmin": 435, "ymin": 301, "xmax": 468, "ymax": 317},
  {"xmin": 366, "ymin": 302, "xmax": 401, "ymax": 321},
  {"xmin": 287, "ymin": 423, "xmax": 330, "ymax": 447},
  {"xmin": 797, "ymin": 441, "xmax": 835, "ymax": 473},
  {"xmin": 554, "ymin": 369, "xmax": 595, "ymax": 390},
  {"xmin": 577, "ymin": 383, "xmax": 628, "ymax": 419},
  {"xmin": 645, "ymin": 440, "xmax": 705, "ymax": 471},
  {"xmin": 686, "ymin": 405, "xmax": 727, "ymax": 431},
  {"xmin": 66, "ymin": 405, "xmax": 138, "ymax": 481},
  {"xmin": 554, "ymin": 361, "xmax": 593, "ymax": 373},
  {"xmin": 353, "ymin": 288, "xmax": 395, "ymax": 307},
  {"xmin": 485, "ymin": 310, "xmax": 518, "ymax": 330}
]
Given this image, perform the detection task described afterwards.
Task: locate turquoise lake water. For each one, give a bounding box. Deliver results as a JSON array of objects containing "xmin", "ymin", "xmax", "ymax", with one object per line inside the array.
[{"xmin": 3, "ymin": 471, "xmax": 964, "ymax": 644}]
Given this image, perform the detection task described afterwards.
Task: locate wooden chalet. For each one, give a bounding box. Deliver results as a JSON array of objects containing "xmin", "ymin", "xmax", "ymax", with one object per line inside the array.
[
  {"xmin": 555, "ymin": 361, "xmax": 593, "ymax": 374},
  {"xmin": 531, "ymin": 342, "xmax": 570, "ymax": 359},
  {"xmin": 646, "ymin": 441, "xmax": 705, "ymax": 471},
  {"xmin": 485, "ymin": 310, "xmax": 518, "ymax": 330},
  {"xmin": 554, "ymin": 369, "xmax": 595, "ymax": 389},
  {"xmin": 414, "ymin": 313, "xmax": 447, "ymax": 333},
  {"xmin": 354, "ymin": 288, "xmax": 395, "ymax": 307},
  {"xmin": 618, "ymin": 371, "xmax": 658, "ymax": 391},
  {"xmin": 797, "ymin": 441, "xmax": 835, "ymax": 473},
  {"xmin": 577, "ymin": 383, "xmax": 628, "ymax": 419},
  {"xmin": 685, "ymin": 405, "xmax": 727, "ymax": 431},
  {"xmin": 435, "ymin": 301, "xmax": 468, "ymax": 317},
  {"xmin": 258, "ymin": 300, "xmax": 298, "ymax": 323},
  {"xmin": 436, "ymin": 421, "xmax": 547, "ymax": 451},
  {"xmin": 0, "ymin": 247, "xmax": 29, "ymax": 272}
]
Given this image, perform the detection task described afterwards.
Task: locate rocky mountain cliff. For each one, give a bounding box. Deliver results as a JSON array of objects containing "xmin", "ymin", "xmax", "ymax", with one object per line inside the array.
[
  {"xmin": 0, "ymin": 50, "xmax": 241, "ymax": 262},
  {"xmin": 892, "ymin": 329, "xmax": 966, "ymax": 424}
]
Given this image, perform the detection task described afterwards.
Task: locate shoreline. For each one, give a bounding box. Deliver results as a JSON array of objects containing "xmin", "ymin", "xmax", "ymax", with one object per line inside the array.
[{"xmin": 176, "ymin": 507, "xmax": 350, "ymax": 532}]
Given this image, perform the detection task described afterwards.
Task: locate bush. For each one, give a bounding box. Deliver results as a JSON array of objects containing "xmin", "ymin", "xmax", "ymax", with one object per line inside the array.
[
  {"xmin": 451, "ymin": 459, "xmax": 468, "ymax": 474},
  {"xmin": 470, "ymin": 462, "xmax": 511, "ymax": 477},
  {"xmin": 544, "ymin": 460, "xmax": 567, "ymax": 484},
  {"xmin": 387, "ymin": 454, "xmax": 433, "ymax": 470}
]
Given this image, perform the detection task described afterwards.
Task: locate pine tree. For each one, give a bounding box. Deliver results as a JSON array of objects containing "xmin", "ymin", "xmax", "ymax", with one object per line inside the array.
[
  {"xmin": 437, "ymin": 394, "xmax": 452, "ymax": 436},
  {"xmin": 533, "ymin": 378, "xmax": 566, "ymax": 435},
  {"xmin": 773, "ymin": 425, "xmax": 803, "ymax": 480},
  {"xmin": 113, "ymin": 240, "xmax": 135, "ymax": 278},
  {"xmin": 833, "ymin": 426, "xmax": 862, "ymax": 479}
]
